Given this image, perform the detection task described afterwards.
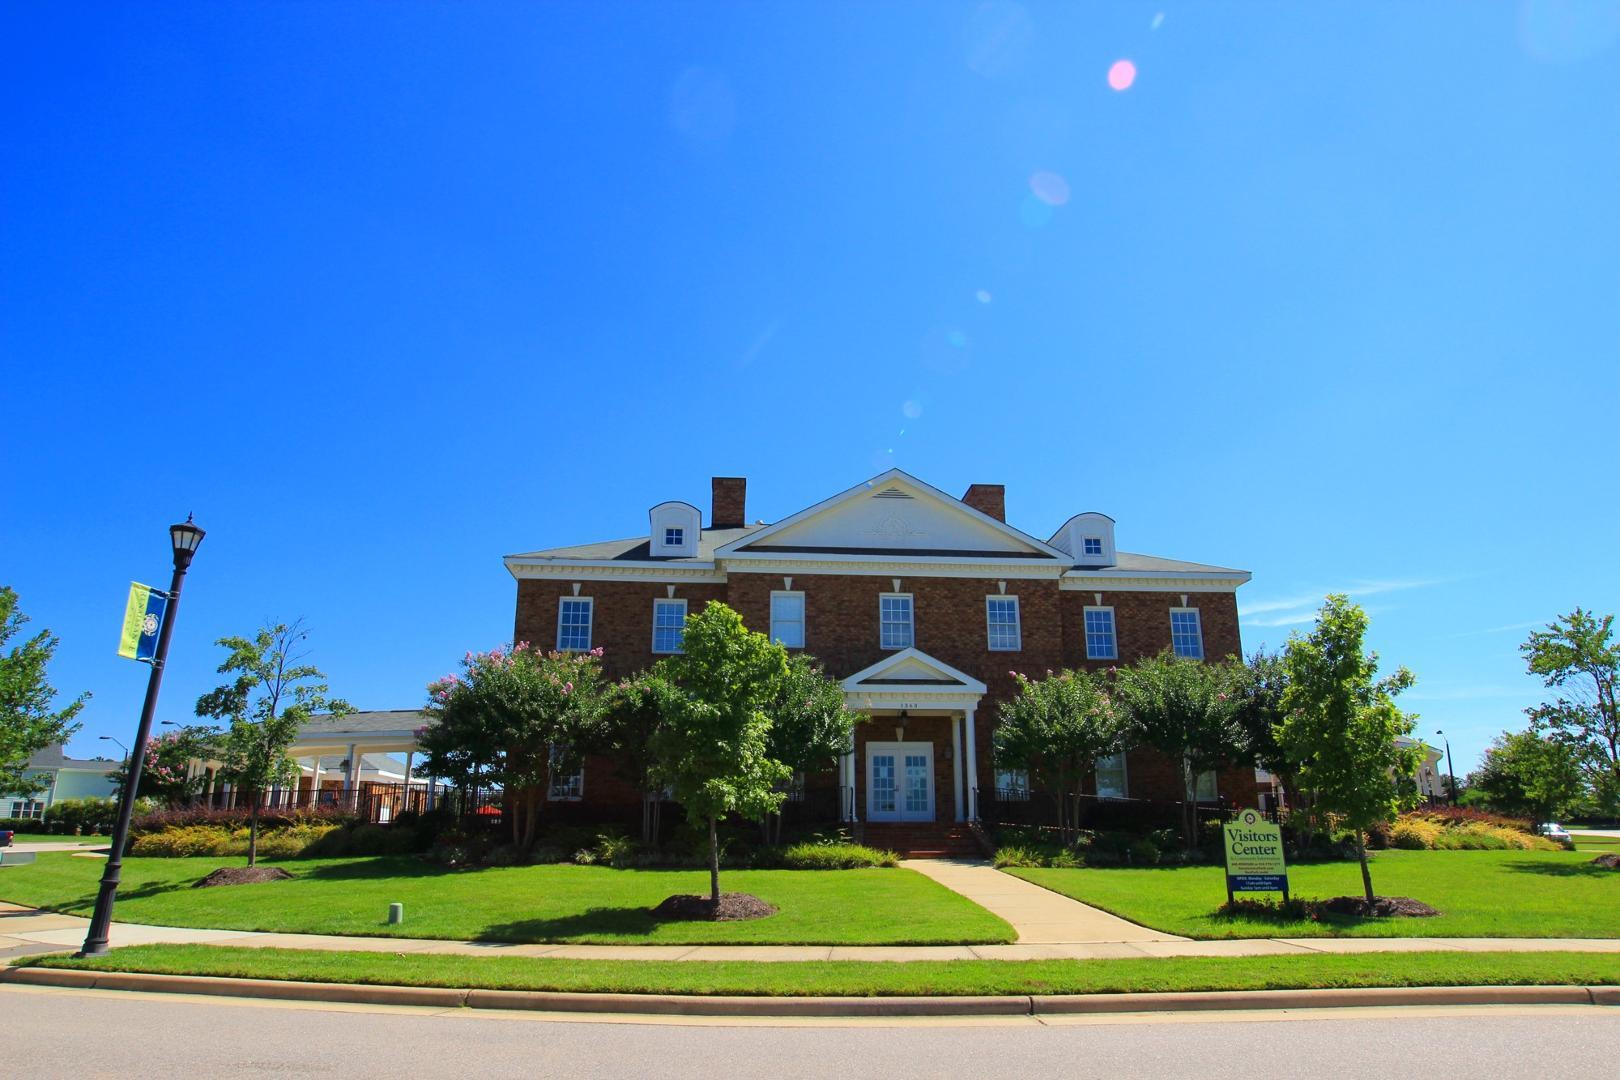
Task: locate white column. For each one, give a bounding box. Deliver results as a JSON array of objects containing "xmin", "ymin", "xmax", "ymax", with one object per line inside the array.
[
  {"xmin": 344, "ymin": 744, "xmax": 360, "ymax": 808},
  {"xmin": 310, "ymin": 756, "xmax": 323, "ymax": 807},
  {"xmin": 952, "ymin": 713, "xmax": 964, "ymax": 822},
  {"xmin": 402, "ymin": 750, "xmax": 415, "ymax": 810},
  {"xmin": 964, "ymin": 706, "xmax": 979, "ymax": 821}
]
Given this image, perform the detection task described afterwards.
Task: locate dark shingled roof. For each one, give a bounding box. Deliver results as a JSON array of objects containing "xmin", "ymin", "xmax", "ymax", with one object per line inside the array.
[
  {"xmin": 507, "ymin": 525, "xmax": 767, "ymax": 563},
  {"xmin": 28, "ymin": 745, "xmax": 118, "ymax": 771},
  {"xmin": 295, "ymin": 710, "xmax": 432, "ymax": 736}
]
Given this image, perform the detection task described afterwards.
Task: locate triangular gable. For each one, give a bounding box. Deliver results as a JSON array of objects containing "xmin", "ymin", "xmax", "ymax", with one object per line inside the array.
[
  {"xmin": 841, "ymin": 648, "xmax": 988, "ymax": 695},
  {"xmin": 715, "ymin": 470, "xmax": 1066, "ymax": 560}
]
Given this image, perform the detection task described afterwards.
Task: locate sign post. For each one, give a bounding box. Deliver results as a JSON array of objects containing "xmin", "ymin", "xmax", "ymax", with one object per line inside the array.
[{"xmin": 1223, "ymin": 808, "xmax": 1289, "ymax": 903}]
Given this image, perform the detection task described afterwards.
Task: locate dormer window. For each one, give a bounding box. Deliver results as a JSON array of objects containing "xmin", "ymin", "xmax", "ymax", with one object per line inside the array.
[
  {"xmin": 1082, "ymin": 537, "xmax": 1103, "ymax": 557},
  {"xmin": 649, "ymin": 501, "xmax": 701, "ymax": 557},
  {"xmin": 664, "ymin": 527, "xmax": 684, "ymax": 547}
]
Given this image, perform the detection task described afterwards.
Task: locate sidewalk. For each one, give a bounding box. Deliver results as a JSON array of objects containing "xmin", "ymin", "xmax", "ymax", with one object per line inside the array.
[{"xmin": 6, "ymin": 900, "xmax": 1620, "ymax": 963}]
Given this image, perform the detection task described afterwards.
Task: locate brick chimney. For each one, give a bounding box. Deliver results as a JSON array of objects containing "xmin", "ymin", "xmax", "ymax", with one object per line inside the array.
[
  {"xmin": 711, "ymin": 477, "xmax": 747, "ymax": 528},
  {"xmin": 961, "ymin": 483, "xmax": 1006, "ymax": 522}
]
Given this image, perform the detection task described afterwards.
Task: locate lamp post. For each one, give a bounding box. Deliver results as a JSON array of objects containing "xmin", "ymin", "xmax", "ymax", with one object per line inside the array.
[
  {"xmin": 98, "ymin": 735, "xmax": 129, "ymax": 765},
  {"xmin": 1434, "ymin": 729, "xmax": 1458, "ymax": 807},
  {"xmin": 79, "ymin": 517, "xmax": 204, "ymax": 957}
]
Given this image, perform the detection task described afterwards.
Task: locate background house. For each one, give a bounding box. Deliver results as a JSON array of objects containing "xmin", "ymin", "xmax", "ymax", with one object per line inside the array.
[{"xmin": 2, "ymin": 745, "xmax": 120, "ymax": 820}]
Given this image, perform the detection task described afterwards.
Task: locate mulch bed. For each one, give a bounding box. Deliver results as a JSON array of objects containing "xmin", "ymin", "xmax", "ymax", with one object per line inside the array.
[
  {"xmin": 1592, "ymin": 853, "xmax": 1620, "ymax": 870},
  {"xmin": 192, "ymin": 867, "xmax": 296, "ymax": 888},
  {"xmin": 651, "ymin": 893, "xmax": 777, "ymax": 921},
  {"xmin": 1316, "ymin": 895, "xmax": 1440, "ymax": 918}
]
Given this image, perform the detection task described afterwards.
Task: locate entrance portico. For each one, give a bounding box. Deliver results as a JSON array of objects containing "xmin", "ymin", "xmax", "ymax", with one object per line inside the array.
[{"xmin": 839, "ymin": 648, "xmax": 987, "ymax": 824}]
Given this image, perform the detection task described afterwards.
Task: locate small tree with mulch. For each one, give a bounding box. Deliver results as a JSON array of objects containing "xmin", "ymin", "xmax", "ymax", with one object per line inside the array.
[
  {"xmin": 196, "ymin": 621, "xmax": 351, "ymax": 868},
  {"xmin": 1278, "ymin": 595, "xmax": 1421, "ymax": 906},
  {"xmin": 993, "ymin": 668, "xmax": 1126, "ymax": 846},
  {"xmin": 651, "ymin": 603, "xmax": 790, "ymax": 912}
]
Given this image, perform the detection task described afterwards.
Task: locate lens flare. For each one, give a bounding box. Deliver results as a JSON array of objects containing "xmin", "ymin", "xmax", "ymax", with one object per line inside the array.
[
  {"xmin": 1029, "ymin": 170, "xmax": 1070, "ymax": 206},
  {"xmin": 1108, "ymin": 59, "xmax": 1137, "ymax": 91},
  {"xmin": 975, "ymin": 289, "xmax": 993, "ymax": 304},
  {"xmin": 902, "ymin": 400, "xmax": 924, "ymax": 419}
]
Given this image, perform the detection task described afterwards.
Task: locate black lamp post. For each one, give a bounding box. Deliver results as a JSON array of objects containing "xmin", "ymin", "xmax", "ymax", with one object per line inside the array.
[
  {"xmin": 79, "ymin": 517, "xmax": 204, "ymax": 957},
  {"xmin": 1434, "ymin": 729, "xmax": 1458, "ymax": 807},
  {"xmin": 98, "ymin": 735, "xmax": 129, "ymax": 764}
]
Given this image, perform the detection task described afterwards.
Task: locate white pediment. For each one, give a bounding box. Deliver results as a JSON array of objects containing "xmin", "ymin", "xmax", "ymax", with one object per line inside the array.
[
  {"xmin": 718, "ymin": 470, "xmax": 1063, "ymax": 559},
  {"xmin": 842, "ymin": 648, "xmax": 988, "ymax": 695}
]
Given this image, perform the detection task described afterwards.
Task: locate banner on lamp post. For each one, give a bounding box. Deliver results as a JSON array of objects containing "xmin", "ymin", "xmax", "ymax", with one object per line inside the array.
[{"xmin": 117, "ymin": 582, "xmax": 168, "ymax": 663}]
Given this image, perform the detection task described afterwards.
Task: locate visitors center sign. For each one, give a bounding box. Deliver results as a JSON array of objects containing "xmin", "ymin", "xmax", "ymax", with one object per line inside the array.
[{"xmin": 1223, "ymin": 808, "xmax": 1289, "ymax": 901}]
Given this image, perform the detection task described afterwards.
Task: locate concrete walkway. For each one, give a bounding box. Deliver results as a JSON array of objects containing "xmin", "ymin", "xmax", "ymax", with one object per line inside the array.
[
  {"xmin": 899, "ymin": 859, "xmax": 1185, "ymax": 944},
  {"xmin": 5, "ymin": 899, "xmax": 1620, "ymax": 964}
]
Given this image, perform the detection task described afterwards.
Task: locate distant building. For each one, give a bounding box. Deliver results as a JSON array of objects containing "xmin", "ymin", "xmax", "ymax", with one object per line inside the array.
[{"xmin": 2, "ymin": 745, "xmax": 120, "ymax": 820}]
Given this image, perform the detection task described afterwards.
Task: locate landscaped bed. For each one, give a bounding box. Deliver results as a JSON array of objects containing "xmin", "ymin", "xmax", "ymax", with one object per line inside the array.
[
  {"xmin": 19, "ymin": 943, "xmax": 1620, "ymax": 997},
  {"xmin": 0, "ymin": 853, "xmax": 1013, "ymax": 945},
  {"xmin": 1009, "ymin": 849, "xmax": 1620, "ymax": 939}
]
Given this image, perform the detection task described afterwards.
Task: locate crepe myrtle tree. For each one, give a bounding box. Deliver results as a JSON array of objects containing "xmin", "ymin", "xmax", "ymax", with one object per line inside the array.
[
  {"xmin": 595, "ymin": 669, "xmax": 674, "ymax": 844},
  {"xmin": 196, "ymin": 622, "xmax": 351, "ymax": 866},
  {"xmin": 417, "ymin": 642, "xmax": 609, "ymax": 851},
  {"xmin": 993, "ymin": 667, "xmax": 1127, "ymax": 845},
  {"xmin": 1113, "ymin": 651, "xmax": 1246, "ymax": 848},
  {"xmin": 111, "ymin": 724, "xmax": 217, "ymax": 806},
  {"xmin": 1521, "ymin": 609, "xmax": 1620, "ymax": 815},
  {"xmin": 651, "ymin": 603, "xmax": 791, "ymax": 905},
  {"xmin": 0, "ymin": 586, "xmax": 89, "ymax": 800},
  {"xmin": 1278, "ymin": 595, "xmax": 1421, "ymax": 905},
  {"xmin": 761, "ymin": 654, "xmax": 859, "ymax": 844}
]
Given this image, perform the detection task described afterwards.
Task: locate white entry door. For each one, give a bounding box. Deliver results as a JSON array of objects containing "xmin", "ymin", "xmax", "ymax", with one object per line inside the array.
[{"xmin": 866, "ymin": 742, "xmax": 934, "ymax": 822}]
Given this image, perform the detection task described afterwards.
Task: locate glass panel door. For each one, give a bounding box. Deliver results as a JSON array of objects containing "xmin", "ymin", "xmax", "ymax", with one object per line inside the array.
[
  {"xmin": 870, "ymin": 753, "xmax": 897, "ymax": 818},
  {"xmin": 903, "ymin": 754, "xmax": 930, "ymax": 816}
]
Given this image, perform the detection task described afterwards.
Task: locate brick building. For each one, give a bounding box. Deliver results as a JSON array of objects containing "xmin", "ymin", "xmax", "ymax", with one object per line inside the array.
[{"xmin": 507, "ymin": 471, "xmax": 1256, "ymax": 849}]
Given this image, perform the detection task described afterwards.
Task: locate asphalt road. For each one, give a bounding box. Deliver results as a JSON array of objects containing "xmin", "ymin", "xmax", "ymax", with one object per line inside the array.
[{"xmin": 5, "ymin": 986, "xmax": 1618, "ymax": 1078}]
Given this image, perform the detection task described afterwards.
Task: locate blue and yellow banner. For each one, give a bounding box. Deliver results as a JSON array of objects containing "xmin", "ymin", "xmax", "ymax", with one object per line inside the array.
[{"xmin": 117, "ymin": 582, "xmax": 167, "ymax": 662}]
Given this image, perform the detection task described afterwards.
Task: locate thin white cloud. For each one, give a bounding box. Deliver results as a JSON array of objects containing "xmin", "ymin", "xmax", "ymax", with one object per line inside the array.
[
  {"xmin": 1241, "ymin": 578, "xmax": 1446, "ymax": 617},
  {"xmin": 1243, "ymin": 610, "xmax": 1319, "ymax": 628}
]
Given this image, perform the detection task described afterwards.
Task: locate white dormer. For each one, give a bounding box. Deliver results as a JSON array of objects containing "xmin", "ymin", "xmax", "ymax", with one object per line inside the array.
[
  {"xmin": 649, "ymin": 501, "xmax": 701, "ymax": 558},
  {"xmin": 1050, "ymin": 512, "xmax": 1117, "ymax": 567}
]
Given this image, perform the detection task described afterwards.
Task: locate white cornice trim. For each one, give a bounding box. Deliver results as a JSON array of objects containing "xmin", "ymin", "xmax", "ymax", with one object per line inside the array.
[
  {"xmin": 506, "ymin": 559, "xmax": 727, "ymax": 584},
  {"xmin": 1060, "ymin": 572, "xmax": 1248, "ymax": 594},
  {"xmin": 841, "ymin": 647, "xmax": 989, "ymax": 695},
  {"xmin": 721, "ymin": 556, "xmax": 1061, "ymax": 579}
]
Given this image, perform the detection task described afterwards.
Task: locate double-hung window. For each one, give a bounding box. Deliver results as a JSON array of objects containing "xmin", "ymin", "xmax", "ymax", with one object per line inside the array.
[
  {"xmin": 652, "ymin": 598, "xmax": 687, "ymax": 654},
  {"xmin": 986, "ymin": 596, "xmax": 1021, "ymax": 651},
  {"xmin": 557, "ymin": 597, "xmax": 593, "ymax": 652},
  {"xmin": 547, "ymin": 745, "xmax": 584, "ymax": 801},
  {"xmin": 879, "ymin": 593, "xmax": 913, "ymax": 650},
  {"xmin": 994, "ymin": 767, "xmax": 1030, "ymax": 801},
  {"xmin": 1170, "ymin": 608, "xmax": 1203, "ymax": 658},
  {"xmin": 1094, "ymin": 753, "xmax": 1128, "ymax": 799},
  {"xmin": 1084, "ymin": 606, "xmax": 1117, "ymax": 660},
  {"xmin": 9, "ymin": 799, "xmax": 45, "ymax": 820},
  {"xmin": 770, "ymin": 591, "xmax": 805, "ymax": 648}
]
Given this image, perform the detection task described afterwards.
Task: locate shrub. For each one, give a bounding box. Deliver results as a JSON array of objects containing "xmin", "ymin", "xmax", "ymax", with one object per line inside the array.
[
  {"xmin": 1405, "ymin": 806, "xmax": 1536, "ymax": 834},
  {"xmin": 131, "ymin": 805, "xmax": 356, "ymax": 834},
  {"xmin": 1389, "ymin": 818, "xmax": 1442, "ymax": 850},
  {"xmin": 1126, "ymin": 837, "xmax": 1160, "ymax": 866},
  {"xmin": 131, "ymin": 824, "xmax": 236, "ymax": 857},
  {"xmin": 774, "ymin": 842, "xmax": 897, "ymax": 869},
  {"xmin": 43, "ymin": 797, "xmax": 121, "ymax": 836},
  {"xmin": 992, "ymin": 844, "xmax": 1043, "ymax": 869}
]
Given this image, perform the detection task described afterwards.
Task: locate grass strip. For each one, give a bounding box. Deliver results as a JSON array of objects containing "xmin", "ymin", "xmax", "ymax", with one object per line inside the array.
[{"xmin": 22, "ymin": 944, "xmax": 1620, "ymax": 998}]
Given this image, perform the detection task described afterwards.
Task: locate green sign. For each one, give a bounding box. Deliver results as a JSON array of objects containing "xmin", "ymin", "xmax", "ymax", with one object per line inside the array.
[
  {"xmin": 1223, "ymin": 808, "xmax": 1288, "ymax": 895},
  {"xmin": 117, "ymin": 582, "xmax": 167, "ymax": 662}
]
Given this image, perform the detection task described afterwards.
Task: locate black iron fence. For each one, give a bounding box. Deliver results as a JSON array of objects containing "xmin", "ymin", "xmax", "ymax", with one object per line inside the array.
[{"xmin": 978, "ymin": 788, "xmax": 1280, "ymax": 835}]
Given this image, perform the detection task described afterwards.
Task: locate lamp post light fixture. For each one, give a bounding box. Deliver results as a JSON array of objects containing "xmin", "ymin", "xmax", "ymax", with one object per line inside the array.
[
  {"xmin": 1434, "ymin": 729, "xmax": 1459, "ymax": 807},
  {"xmin": 79, "ymin": 516, "xmax": 204, "ymax": 957},
  {"xmin": 98, "ymin": 735, "xmax": 129, "ymax": 759}
]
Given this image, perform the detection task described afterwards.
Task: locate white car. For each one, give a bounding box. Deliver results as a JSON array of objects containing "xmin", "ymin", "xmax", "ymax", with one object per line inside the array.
[{"xmin": 1538, "ymin": 822, "xmax": 1572, "ymax": 843}]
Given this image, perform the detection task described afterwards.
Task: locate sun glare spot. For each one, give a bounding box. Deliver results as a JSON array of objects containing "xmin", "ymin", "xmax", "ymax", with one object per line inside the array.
[
  {"xmin": 902, "ymin": 400, "xmax": 924, "ymax": 419},
  {"xmin": 975, "ymin": 289, "xmax": 992, "ymax": 304},
  {"xmin": 1108, "ymin": 59, "xmax": 1137, "ymax": 91},
  {"xmin": 1029, "ymin": 170, "xmax": 1070, "ymax": 206}
]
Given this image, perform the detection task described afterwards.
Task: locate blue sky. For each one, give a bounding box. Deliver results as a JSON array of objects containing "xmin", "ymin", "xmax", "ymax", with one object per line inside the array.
[{"xmin": 4, "ymin": 3, "xmax": 1617, "ymax": 776}]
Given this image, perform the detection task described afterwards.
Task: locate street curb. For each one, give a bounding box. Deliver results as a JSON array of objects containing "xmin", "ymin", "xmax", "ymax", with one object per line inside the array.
[{"xmin": 2, "ymin": 967, "xmax": 1616, "ymax": 1016}]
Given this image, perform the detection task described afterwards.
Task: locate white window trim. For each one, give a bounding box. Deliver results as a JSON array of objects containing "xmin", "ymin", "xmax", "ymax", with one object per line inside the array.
[
  {"xmin": 556, "ymin": 596, "xmax": 594, "ymax": 652},
  {"xmin": 651, "ymin": 597, "xmax": 687, "ymax": 654},
  {"xmin": 1169, "ymin": 606, "xmax": 1204, "ymax": 659},
  {"xmin": 878, "ymin": 592, "xmax": 914, "ymax": 651},
  {"xmin": 769, "ymin": 590, "xmax": 806, "ymax": 649},
  {"xmin": 1095, "ymin": 751, "xmax": 1129, "ymax": 800},
  {"xmin": 664, "ymin": 527, "xmax": 685, "ymax": 547},
  {"xmin": 985, "ymin": 594, "xmax": 1022, "ymax": 652},
  {"xmin": 1083, "ymin": 605, "xmax": 1118, "ymax": 660},
  {"xmin": 1082, "ymin": 536, "xmax": 1104, "ymax": 556}
]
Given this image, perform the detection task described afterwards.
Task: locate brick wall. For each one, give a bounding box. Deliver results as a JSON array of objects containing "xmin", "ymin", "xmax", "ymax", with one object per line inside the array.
[{"xmin": 512, "ymin": 579, "xmax": 729, "ymax": 681}]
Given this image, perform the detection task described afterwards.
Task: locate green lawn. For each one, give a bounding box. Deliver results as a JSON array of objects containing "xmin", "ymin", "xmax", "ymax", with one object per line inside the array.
[
  {"xmin": 23, "ymin": 943, "xmax": 1619, "ymax": 997},
  {"xmin": 1011, "ymin": 850, "xmax": 1620, "ymax": 938},
  {"xmin": 0, "ymin": 853, "xmax": 1013, "ymax": 945},
  {"xmin": 4, "ymin": 835, "xmax": 108, "ymax": 845}
]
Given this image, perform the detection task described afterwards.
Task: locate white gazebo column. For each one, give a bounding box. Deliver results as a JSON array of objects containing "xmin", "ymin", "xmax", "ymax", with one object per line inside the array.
[
  {"xmin": 952, "ymin": 713, "xmax": 965, "ymax": 822},
  {"xmin": 310, "ymin": 755, "xmax": 323, "ymax": 807},
  {"xmin": 344, "ymin": 744, "xmax": 360, "ymax": 808},
  {"xmin": 964, "ymin": 705, "xmax": 979, "ymax": 821},
  {"xmin": 402, "ymin": 750, "xmax": 415, "ymax": 810}
]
